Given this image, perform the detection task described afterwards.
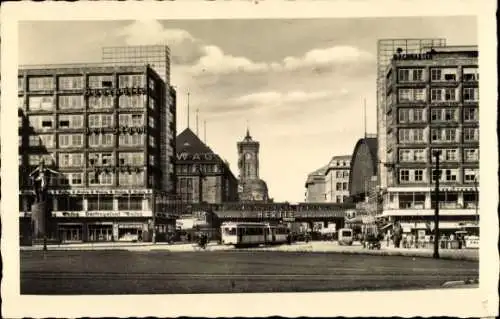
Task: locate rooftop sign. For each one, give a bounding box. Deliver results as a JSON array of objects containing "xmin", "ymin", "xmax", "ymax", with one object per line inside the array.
[{"xmin": 393, "ymin": 53, "xmax": 433, "ymax": 61}]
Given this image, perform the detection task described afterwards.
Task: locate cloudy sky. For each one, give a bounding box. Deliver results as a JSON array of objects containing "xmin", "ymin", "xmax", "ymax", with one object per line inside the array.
[{"xmin": 19, "ymin": 17, "xmax": 477, "ymax": 202}]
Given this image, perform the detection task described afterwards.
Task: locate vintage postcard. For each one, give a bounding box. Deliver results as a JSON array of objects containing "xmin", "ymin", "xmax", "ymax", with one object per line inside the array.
[{"xmin": 1, "ymin": 0, "xmax": 498, "ymax": 318}]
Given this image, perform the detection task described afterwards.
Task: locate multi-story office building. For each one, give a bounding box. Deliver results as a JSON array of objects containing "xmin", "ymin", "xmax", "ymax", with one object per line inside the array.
[
  {"xmin": 377, "ymin": 39, "xmax": 446, "ymax": 192},
  {"xmin": 18, "ymin": 64, "xmax": 178, "ymax": 243},
  {"xmin": 102, "ymin": 45, "xmax": 176, "ymax": 194},
  {"xmin": 175, "ymin": 128, "xmax": 239, "ymax": 204},
  {"xmin": 382, "ymin": 45, "xmax": 479, "ymax": 232},
  {"xmin": 324, "ymin": 155, "xmax": 351, "ymax": 203},
  {"xmin": 305, "ymin": 155, "xmax": 351, "ymax": 203}
]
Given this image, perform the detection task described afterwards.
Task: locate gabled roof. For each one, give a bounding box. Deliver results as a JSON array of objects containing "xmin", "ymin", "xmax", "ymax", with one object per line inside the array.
[{"xmin": 176, "ymin": 128, "xmax": 214, "ymax": 155}]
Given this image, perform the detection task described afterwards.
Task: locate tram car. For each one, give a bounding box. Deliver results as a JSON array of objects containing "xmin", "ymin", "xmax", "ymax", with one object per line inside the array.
[{"xmin": 220, "ymin": 222, "xmax": 289, "ymax": 247}]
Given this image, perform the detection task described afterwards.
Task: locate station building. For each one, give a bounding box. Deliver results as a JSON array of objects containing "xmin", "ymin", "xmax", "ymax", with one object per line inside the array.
[
  {"xmin": 18, "ymin": 63, "xmax": 178, "ymax": 243},
  {"xmin": 347, "ymin": 136, "xmax": 380, "ymax": 219},
  {"xmin": 381, "ymin": 45, "xmax": 479, "ymax": 232},
  {"xmin": 349, "ymin": 136, "xmax": 378, "ymax": 203},
  {"xmin": 175, "ymin": 128, "xmax": 239, "ymax": 204}
]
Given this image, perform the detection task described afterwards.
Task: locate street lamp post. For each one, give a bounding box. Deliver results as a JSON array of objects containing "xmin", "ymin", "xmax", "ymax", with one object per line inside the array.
[
  {"xmin": 152, "ymin": 192, "xmax": 156, "ymax": 244},
  {"xmin": 474, "ymin": 175, "xmax": 479, "ymax": 225},
  {"xmin": 432, "ymin": 150, "xmax": 441, "ymax": 259}
]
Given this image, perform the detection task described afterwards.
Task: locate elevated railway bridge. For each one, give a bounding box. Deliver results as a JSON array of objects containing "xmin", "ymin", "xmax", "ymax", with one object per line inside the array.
[{"xmin": 182, "ymin": 202, "xmax": 358, "ymax": 231}]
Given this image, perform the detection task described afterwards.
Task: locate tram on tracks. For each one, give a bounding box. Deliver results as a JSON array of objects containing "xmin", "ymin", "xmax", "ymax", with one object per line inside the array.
[{"xmin": 220, "ymin": 222, "xmax": 289, "ymax": 247}]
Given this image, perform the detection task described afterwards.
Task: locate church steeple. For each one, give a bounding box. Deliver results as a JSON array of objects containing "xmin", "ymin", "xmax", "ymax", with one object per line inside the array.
[{"xmin": 244, "ymin": 123, "xmax": 252, "ymax": 141}]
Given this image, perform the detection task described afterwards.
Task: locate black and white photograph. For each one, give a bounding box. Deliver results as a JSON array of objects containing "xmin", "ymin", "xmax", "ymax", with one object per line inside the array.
[{"xmin": 1, "ymin": 1, "xmax": 498, "ymax": 318}]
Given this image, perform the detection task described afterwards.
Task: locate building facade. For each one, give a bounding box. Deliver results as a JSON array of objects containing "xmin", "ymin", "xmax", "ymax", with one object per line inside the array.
[
  {"xmin": 377, "ymin": 39, "xmax": 447, "ymax": 192},
  {"xmin": 304, "ymin": 165, "xmax": 327, "ymax": 203},
  {"xmin": 18, "ymin": 64, "xmax": 178, "ymax": 243},
  {"xmin": 349, "ymin": 137, "xmax": 378, "ymax": 203},
  {"xmin": 348, "ymin": 136, "xmax": 380, "ymax": 215},
  {"xmin": 382, "ymin": 45, "xmax": 479, "ymax": 232},
  {"xmin": 237, "ymin": 129, "xmax": 270, "ymax": 202},
  {"xmin": 305, "ymin": 155, "xmax": 351, "ymax": 203},
  {"xmin": 102, "ymin": 45, "xmax": 176, "ymax": 194},
  {"xmin": 175, "ymin": 128, "xmax": 239, "ymax": 204},
  {"xmin": 324, "ymin": 155, "xmax": 351, "ymax": 203}
]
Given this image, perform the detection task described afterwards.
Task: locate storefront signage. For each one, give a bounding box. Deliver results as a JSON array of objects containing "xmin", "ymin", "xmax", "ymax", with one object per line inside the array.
[
  {"xmin": 393, "ymin": 53, "xmax": 433, "ymax": 61},
  {"xmin": 176, "ymin": 152, "xmax": 216, "ymax": 162},
  {"xmin": 52, "ymin": 211, "xmax": 152, "ymax": 218},
  {"xmin": 33, "ymin": 189, "xmax": 155, "ymax": 196},
  {"xmin": 439, "ymin": 186, "xmax": 477, "ymax": 192},
  {"xmin": 465, "ymin": 236, "xmax": 479, "ymax": 249},
  {"xmin": 117, "ymin": 224, "xmax": 143, "ymax": 229}
]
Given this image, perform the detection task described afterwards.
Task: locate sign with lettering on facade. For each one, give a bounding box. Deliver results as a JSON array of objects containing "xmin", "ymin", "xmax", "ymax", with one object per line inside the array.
[
  {"xmin": 28, "ymin": 189, "xmax": 155, "ymax": 196},
  {"xmin": 215, "ymin": 210, "xmax": 346, "ymax": 219},
  {"xmin": 176, "ymin": 152, "xmax": 217, "ymax": 162},
  {"xmin": 51, "ymin": 211, "xmax": 153, "ymax": 218},
  {"xmin": 393, "ymin": 53, "xmax": 433, "ymax": 61}
]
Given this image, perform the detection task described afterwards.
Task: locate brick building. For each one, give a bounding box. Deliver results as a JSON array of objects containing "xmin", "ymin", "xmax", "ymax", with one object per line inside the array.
[{"xmin": 175, "ymin": 128, "xmax": 239, "ymax": 204}]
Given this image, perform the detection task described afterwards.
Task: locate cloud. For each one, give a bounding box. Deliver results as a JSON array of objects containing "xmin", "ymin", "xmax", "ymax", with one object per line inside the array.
[
  {"xmin": 279, "ymin": 46, "xmax": 374, "ymax": 72},
  {"xmin": 118, "ymin": 20, "xmax": 204, "ymax": 65},
  {"xmin": 189, "ymin": 45, "xmax": 269, "ymax": 76},
  {"xmin": 232, "ymin": 90, "xmax": 344, "ymax": 106},
  {"xmin": 190, "ymin": 45, "xmax": 374, "ymax": 77},
  {"xmin": 118, "ymin": 20, "xmax": 374, "ymax": 79},
  {"xmin": 202, "ymin": 89, "xmax": 346, "ymax": 117}
]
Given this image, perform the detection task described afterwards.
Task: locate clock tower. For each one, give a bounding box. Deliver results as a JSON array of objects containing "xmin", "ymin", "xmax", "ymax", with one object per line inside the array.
[
  {"xmin": 237, "ymin": 129, "xmax": 269, "ymax": 202},
  {"xmin": 237, "ymin": 129, "xmax": 260, "ymax": 181}
]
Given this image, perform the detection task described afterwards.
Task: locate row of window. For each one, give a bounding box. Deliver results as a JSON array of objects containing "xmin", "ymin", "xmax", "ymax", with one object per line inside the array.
[
  {"xmin": 19, "ymin": 75, "xmax": 156, "ymax": 91},
  {"xmin": 397, "ymin": 88, "xmax": 478, "ymax": 103},
  {"xmin": 335, "ymin": 182, "xmax": 349, "ymax": 191},
  {"xmin": 397, "ymin": 107, "xmax": 478, "ymax": 123},
  {"xmin": 26, "ymin": 152, "xmax": 155, "ymax": 167},
  {"xmin": 19, "ymin": 95, "xmax": 157, "ymax": 111},
  {"xmin": 398, "ymin": 148, "xmax": 479, "ymax": 162},
  {"xmin": 398, "ymin": 168, "xmax": 478, "ymax": 183},
  {"xmin": 55, "ymin": 171, "xmax": 145, "ymax": 186},
  {"xmin": 330, "ymin": 160, "xmax": 350, "ymax": 167},
  {"xmin": 20, "ymin": 196, "xmax": 152, "ymax": 212},
  {"xmin": 397, "ymin": 67, "xmax": 478, "ymax": 83},
  {"xmin": 22, "ymin": 133, "xmax": 155, "ymax": 148},
  {"xmin": 176, "ymin": 164, "xmax": 222, "ymax": 175},
  {"xmin": 334, "ymin": 170, "xmax": 349, "ymax": 179},
  {"xmin": 22, "ymin": 114, "xmax": 155, "ymax": 129},
  {"xmin": 396, "ymin": 192, "xmax": 477, "ymax": 210},
  {"xmin": 397, "ymin": 127, "xmax": 479, "ymax": 143}
]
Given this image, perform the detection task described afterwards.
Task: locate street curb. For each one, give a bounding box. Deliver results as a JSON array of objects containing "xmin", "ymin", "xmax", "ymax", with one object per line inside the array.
[{"xmin": 20, "ymin": 244, "xmax": 479, "ymax": 261}]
